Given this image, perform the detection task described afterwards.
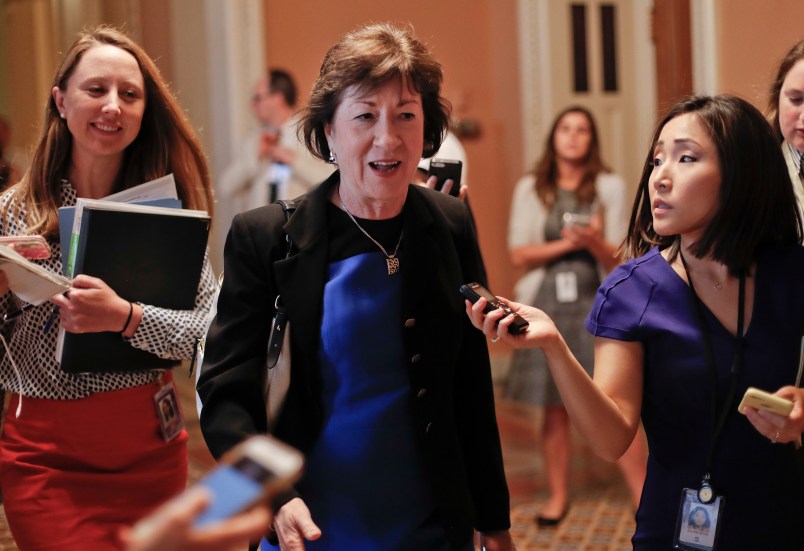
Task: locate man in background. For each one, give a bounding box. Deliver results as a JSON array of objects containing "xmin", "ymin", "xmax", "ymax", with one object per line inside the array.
[{"xmin": 217, "ymin": 69, "xmax": 334, "ymax": 216}]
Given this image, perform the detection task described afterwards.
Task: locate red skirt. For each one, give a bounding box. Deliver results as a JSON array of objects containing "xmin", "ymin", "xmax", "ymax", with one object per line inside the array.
[{"xmin": 0, "ymin": 375, "xmax": 188, "ymax": 551}]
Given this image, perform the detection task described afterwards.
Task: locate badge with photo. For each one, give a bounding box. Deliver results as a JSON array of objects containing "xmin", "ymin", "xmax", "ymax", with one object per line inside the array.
[
  {"xmin": 673, "ymin": 488, "xmax": 724, "ymax": 550},
  {"xmin": 153, "ymin": 382, "xmax": 185, "ymax": 441}
]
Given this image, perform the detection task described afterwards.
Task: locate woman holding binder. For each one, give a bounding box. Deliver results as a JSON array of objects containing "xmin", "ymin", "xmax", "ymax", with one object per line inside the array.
[{"xmin": 0, "ymin": 26, "xmax": 217, "ymax": 550}]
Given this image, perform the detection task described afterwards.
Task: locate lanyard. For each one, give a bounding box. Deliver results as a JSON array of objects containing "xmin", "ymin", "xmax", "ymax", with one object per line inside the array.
[{"xmin": 679, "ymin": 252, "xmax": 746, "ymax": 477}]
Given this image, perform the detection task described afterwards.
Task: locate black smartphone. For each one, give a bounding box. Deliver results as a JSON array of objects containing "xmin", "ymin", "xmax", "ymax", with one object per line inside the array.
[
  {"xmin": 459, "ymin": 282, "xmax": 529, "ymax": 335},
  {"xmin": 428, "ymin": 158, "xmax": 462, "ymax": 197}
]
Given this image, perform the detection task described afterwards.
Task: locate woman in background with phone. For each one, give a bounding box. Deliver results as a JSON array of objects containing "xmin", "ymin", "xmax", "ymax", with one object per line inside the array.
[
  {"xmin": 505, "ymin": 106, "xmax": 646, "ymax": 525},
  {"xmin": 467, "ymin": 95, "xmax": 804, "ymax": 549},
  {"xmin": 0, "ymin": 26, "xmax": 217, "ymax": 550}
]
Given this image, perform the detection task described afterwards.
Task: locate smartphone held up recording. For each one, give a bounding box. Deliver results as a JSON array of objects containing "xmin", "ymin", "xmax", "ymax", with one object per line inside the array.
[
  {"xmin": 428, "ymin": 158, "xmax": 462, "ymax": 197},
  {"xmin": 460, "ymin": 282, "xmax": 529, "ymax": 335},
  {"xmin": 192, "ymin": 435, "xmax": 303, "ymax": 527}
]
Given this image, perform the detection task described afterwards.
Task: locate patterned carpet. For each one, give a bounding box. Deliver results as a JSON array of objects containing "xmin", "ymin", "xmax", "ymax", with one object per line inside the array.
[
  {"xmin": 0, "ymin": 368, "xmax": 638, "ymax": 550},
  {"xmin": 509, "ymin": 486, "xmax": 635, "ymax": 551},
  {"xmin": 497, "ymin": 394, "xmax": 638, "ymax": 551}
]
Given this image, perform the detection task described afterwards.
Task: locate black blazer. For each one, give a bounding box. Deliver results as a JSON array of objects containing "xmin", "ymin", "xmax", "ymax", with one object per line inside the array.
[{"xmin": 198, "ymin": 172, "xmax": 510, "ymax": 546}]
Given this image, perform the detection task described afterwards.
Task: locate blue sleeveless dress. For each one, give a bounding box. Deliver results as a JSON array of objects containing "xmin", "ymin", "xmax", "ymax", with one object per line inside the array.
[{"xmin": 264, "ymin": 206, "xmax": 471, "ymax": 550}]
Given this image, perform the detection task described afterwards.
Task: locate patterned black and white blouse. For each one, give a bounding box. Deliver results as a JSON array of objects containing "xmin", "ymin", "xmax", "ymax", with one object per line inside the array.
[{"xmin": 0, "ymin": 181, "xmax": 218, "ymax": 399}]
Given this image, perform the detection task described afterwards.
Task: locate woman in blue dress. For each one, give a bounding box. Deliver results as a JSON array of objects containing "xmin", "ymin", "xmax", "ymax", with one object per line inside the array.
[
  {"xmin": 199, "ymin": 24, "xmax": 513, "ymax": 551},
  {"xmin": 466, "ymin": 95, "xmax": 804, "ymax": 550}
]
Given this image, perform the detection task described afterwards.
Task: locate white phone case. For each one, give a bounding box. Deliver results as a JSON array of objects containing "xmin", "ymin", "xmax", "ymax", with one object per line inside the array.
[{"xmin": 737, "ymin": 387, "xmax": 793, "ymax": 416}]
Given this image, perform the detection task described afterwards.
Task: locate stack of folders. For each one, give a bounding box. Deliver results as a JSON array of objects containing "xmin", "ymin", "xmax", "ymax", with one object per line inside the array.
[{"xmin": 55, "ymin": 176, "xmax": 211, "ymax": 373}]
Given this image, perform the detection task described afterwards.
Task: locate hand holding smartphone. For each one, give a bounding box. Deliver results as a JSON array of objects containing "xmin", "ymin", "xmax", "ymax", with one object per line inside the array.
[
  {"xmin": 192, "ymin": 435, "xmax": 303, "ymax": 527},
  {"xmin": 460, "ymin": 282, "xmax": 529, "ymax": 335},
  {"xmin": 737, "ymin": 387, "xmax": 793, "ymax": 416},
  {"xmin": 428, "ymin": 158, "xmax": 462, "ymax": 197},
  {"xmin": 561, "ymin": 212, "xmax": 592, "ymax": 228}
]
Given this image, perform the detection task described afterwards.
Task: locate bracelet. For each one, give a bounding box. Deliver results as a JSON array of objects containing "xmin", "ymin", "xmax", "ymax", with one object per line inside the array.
[{"xmin": 119, "ymin": 301, "xmax": 134, "ymax": 333}]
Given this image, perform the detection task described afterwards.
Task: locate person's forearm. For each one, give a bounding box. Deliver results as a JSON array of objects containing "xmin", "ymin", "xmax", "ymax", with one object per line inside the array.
[{"xmin": 539, "ymin": 334, "xmax": 637, "ymax": 461}]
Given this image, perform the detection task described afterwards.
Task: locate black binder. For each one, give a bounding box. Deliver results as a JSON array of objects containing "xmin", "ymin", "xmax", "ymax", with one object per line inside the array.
[{"xmin": 58, "ymin": 204, "xmax": 210, "ymax": 373}]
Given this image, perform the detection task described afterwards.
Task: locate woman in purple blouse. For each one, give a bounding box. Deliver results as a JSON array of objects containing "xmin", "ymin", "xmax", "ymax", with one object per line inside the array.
[{"xmin": 468, "ymin": 95, "xmax": 803, "ymax": 550}]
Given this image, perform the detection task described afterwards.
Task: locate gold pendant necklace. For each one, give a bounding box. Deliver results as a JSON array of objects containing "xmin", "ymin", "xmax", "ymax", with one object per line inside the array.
[
  {"xmin": 338, "ymin": 189, "xmax": 404, "ymax": 276},
  {"xmin": 677, "ymin": 255, "xmax": 725, "ymax": 291}
]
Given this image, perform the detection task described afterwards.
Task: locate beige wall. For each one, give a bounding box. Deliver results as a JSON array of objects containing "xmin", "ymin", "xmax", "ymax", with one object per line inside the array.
[
  {"xmin": 0, "ymin": 0, "xmax": 161, "ymax": 171},
  {"xmin": 263, "ymin": 0, "xmax": 522, "ymax": 297},
  {"xmin": 0, "ymin": 0, "xmax": 10, "ymax": 120},
  {"xmin": 715, "ymin": 0, "xmax": 804, "ymax": 108},
  {"xmin": 2, "ymin": 0, "xmax": 60, "ymax": 162},
  {"xmin": 3, "ymin": 0, "xmax": 802, "ymax": 301}
]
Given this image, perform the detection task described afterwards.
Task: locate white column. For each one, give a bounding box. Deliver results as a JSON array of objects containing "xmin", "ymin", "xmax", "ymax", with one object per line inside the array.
[
  {"xmin": 691, "ymin": 0, "xmax": 718, "ymax": 95},
  {"xmin": 168, "ymin": 0, "xmax": 266, "ymax": 270}
]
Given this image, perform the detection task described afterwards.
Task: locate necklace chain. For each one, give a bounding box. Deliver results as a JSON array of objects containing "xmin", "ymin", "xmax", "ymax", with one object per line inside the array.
[
  {"xmin": 338, "ymin": 189, "xmax": 404, "ymax": 276},
  {"xmin": 677, "ymin": 255, "xmax": 725, "ymax": 291}
]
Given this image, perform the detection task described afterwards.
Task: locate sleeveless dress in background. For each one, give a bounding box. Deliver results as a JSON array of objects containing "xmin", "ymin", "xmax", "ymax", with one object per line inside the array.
[{"xmin": 506, "ymin": 189, "xmax": 599, "ymax": 406}]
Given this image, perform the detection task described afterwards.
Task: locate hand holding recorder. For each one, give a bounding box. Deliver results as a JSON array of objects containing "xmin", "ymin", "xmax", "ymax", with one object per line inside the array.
[{"xmin": 460, "ymin": 283, "xmax": 528, "ymax": 335}]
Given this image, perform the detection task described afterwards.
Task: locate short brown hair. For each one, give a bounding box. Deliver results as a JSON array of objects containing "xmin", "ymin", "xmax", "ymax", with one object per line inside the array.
[{"xmin": 299, "ymin": 23, "xmax": 450, "ymax": 162}]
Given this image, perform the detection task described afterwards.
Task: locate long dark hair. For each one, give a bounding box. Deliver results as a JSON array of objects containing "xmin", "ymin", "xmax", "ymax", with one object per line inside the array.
[
  {"xmin": 623, "ymin": 95, "xmax": 802, "ymax": 274},
  {"xmin": 532, "ymin": 106, "xmax": 608, "ymax": 208}
]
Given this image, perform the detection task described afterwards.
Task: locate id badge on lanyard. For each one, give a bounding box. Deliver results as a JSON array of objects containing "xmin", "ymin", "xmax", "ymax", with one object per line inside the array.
[
  {"xmin": 672, "ymin": 254, "xmax": 746, "ymax": 550},
  {"xmin": 673, "ymin": 488, "xmax": 724, "ymax": 550},
  {"xmin": 555, "ymin": 272, "xmax": 578, "ymax": 303}
]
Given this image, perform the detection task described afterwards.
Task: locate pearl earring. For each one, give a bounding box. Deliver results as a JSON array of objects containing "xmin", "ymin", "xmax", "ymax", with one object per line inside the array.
[{"xmin": 60, "ymin": 112, "xmax": 66, "ymax": 119}]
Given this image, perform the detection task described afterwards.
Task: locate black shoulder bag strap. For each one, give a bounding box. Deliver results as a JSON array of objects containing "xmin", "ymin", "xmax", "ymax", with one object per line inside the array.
[{"xmin": 265, "ymin": 199, "xmax": 299, "ymax": 369}]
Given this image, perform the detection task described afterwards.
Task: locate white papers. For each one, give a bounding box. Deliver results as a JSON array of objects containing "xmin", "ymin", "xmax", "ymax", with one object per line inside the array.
[
  {"xmin": 0, "ymin": 245, "xmax": 71, "ymax": 305},
  {"xmin": 102, "ymin": 173, "xmax": 179, "ymax": 203},
  {"xmin": 65, "ymin": 175, "xmax": 184, "ymax": 278}
]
